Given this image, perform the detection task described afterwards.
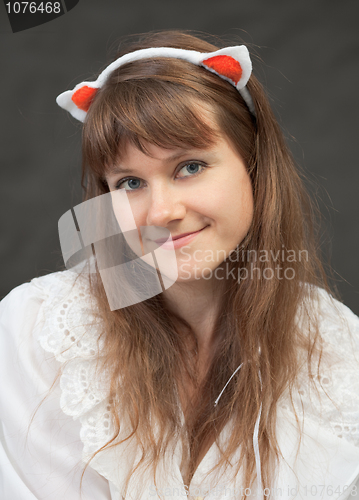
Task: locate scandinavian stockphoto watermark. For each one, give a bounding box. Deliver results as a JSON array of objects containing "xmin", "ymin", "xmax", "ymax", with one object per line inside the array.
[{"xmin": 179, "ymin": 246, "xmax": 309, "ymax": 282}]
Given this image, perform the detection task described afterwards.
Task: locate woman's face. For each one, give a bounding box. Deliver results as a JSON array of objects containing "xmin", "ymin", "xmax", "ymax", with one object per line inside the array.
[{"xmin": 105, "ymin": 125, "xmax": 254, "ymax": 284}]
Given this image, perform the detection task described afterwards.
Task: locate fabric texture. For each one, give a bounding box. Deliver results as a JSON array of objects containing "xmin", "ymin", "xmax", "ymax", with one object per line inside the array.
[{"xmin": 1, "ymin": 270, "xmax": 359, "ymax": 499}]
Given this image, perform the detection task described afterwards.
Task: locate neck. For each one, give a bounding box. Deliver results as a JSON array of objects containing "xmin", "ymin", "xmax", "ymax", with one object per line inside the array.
[{"xmin": 162, "ymin": 273, "xmax": 223, "ymax": 352}]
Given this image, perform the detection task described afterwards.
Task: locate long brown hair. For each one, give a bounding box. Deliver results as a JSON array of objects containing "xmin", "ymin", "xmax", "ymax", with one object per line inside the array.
[{"xmin": 78, "ymin": 30, "xmax": 331, "ymax": 498}]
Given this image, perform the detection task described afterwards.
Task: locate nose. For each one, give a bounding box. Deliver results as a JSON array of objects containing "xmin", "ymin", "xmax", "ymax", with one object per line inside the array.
[{"xmin": 145, "ymin": 184, "xmax": 186, "ymax": 227}]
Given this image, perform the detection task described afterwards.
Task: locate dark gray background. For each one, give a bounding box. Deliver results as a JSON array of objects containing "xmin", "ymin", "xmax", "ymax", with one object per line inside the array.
[{"xmin": 1, "ymin": 0, "xmax": 358, "ymax": 314}]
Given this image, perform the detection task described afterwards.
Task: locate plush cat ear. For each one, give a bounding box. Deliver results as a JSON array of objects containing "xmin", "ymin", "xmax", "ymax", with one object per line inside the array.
[
  {"xmin": 56, "ymin": 83, "xmax": 99, "ymax": 122},
  {"xmin": 71, "ymin": 86, "xmax": 98, "ymax": 112},
  {"xmin": 200, "ymin": 46, "xmax": 252, "ymax": 90},
  {"xmin": 199, "ymin": 46, "xmax": 255, "ymax": 115},
  {"xmin": 202, "ymin": 55, "xmax": 243, "ymax": 85}
]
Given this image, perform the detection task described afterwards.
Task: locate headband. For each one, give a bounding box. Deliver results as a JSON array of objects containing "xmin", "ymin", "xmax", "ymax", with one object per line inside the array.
[{"xmin": 56, "ymin": 45, "xmax": 255, "ymax": 122}]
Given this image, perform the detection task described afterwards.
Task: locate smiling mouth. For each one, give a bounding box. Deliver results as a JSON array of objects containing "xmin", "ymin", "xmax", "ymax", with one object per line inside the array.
[{"xmin": 154, "ymin": 226, "xmax": 208, "ymax": 245}]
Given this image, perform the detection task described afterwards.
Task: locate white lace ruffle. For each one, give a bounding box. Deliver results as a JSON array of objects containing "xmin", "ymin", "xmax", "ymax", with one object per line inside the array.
[
  {"xmin": 33, "ymin": 271, "xmax": 359, "ymax": 467},
  {"xmin": 34, "ymin": 271, "xmax": 114, "ymax": 457}
]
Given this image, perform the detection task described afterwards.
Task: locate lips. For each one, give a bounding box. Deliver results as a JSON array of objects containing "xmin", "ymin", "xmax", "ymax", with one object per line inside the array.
[{"xmin": 154, "ymin": 226, "xmax": 207, "ymax": 245}]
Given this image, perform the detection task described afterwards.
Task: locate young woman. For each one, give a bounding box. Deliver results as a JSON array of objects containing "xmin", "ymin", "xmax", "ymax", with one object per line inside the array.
[{"xmin": 1, "ymin": 31, "xmax": 359, "ymax": 500}]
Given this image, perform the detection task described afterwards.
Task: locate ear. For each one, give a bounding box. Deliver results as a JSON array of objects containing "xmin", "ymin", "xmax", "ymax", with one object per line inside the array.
[
  {"xmin": 71, "ymin": 85, "xmax": 98, "ymax": 112},
  {"xmin": 199, "ymin": 46, "xmax": 252, "ymax": 91},
  {"xmin": 201, "ymin": 55, "xmax": 243, "ymax": 86}
]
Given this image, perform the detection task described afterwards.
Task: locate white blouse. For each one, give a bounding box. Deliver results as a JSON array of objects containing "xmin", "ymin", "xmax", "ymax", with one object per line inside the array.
[{"xmin": 1, "ymin": 270, "xmax": 359, "ymax": 500}]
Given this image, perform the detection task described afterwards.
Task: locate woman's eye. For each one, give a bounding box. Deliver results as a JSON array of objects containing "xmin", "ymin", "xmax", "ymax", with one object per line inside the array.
[
  {"xmin": 115, "ymin": 178, "xmax": 143, "ymax": 191},
  {"xmin": 177, "ymin": 162, "xmax": 205, "ymax": 178},
  {"xmin": 114, "ymin": 162, "xmax": 206, "ymax": 190}
]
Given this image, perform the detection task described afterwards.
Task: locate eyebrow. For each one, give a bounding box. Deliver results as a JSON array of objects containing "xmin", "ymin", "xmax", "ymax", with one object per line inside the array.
[{"xmin": 105, "ymin": 149, "xmax": 215, "ymax": 177}]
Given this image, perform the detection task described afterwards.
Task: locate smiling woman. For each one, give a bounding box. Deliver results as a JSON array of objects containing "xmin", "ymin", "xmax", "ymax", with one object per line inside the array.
[
  {"xmin": 1, "ymin": 30, "xmax": 359, "ymax": 500},
  {"xmin": 104, "ymin": 132, "xmax": 254, "ymax": 284}
]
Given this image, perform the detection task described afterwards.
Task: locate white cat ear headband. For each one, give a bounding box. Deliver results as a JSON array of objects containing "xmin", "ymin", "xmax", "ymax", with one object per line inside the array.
[{"xmin": 56, "ymin": 45, "xmax": 255, "ymax": 122}]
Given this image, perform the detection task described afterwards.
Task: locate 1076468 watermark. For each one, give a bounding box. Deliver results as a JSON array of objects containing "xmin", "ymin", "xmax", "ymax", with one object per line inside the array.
[
  {"xmin": 148, "ymin": 483, "xmax": 358, "ymax": 498},
  {"xmin": 4, "ymin": 0, "xmax": 80, "ymax": 33}
]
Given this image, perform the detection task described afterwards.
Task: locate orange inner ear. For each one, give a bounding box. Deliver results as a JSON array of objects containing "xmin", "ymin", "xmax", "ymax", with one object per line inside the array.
[
  {"xmin": 202, "ymin": 55, "xmax": 242, "ymax": 85},
  {"xmin": 72, "ymin": 86, "xmax": 98, "ymax": 112}
]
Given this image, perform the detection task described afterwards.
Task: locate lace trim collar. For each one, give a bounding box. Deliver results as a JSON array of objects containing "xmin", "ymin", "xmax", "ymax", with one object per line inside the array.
[{"xmin": 33, "ymin": 271, "xmax": 359, "ymax": 498}]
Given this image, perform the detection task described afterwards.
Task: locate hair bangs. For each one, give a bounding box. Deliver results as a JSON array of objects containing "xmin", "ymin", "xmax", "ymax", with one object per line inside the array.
[{"xmin": 83, "ymin": 75, "xmax": 220, "ymax": 180}]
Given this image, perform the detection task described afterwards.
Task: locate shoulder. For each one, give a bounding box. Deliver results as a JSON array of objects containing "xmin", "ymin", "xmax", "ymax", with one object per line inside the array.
[
  {"xmin": 1, "ymin": 269, "xmax": 86, "ymax": 312},
  {"xmin": 299, "ymin": 285, "xmax": 359, "ymax": 368},
  {"xmin": 0, "ymin": 272, "xmax": 112, "ymax": 499},
  {"xmin": 0, "ymin": 270, "xmax": 75, "ymax": 346},
  {"xmin": 289, "ymin": 285, "xmax": 359, "ymax": 447},
  {"xmin": 294, "ymin": 284, "xmax": 359, "ymax": 355},
  {"xmin": 0, "ymin": 271, "xmax": 82, "ymax": 428},
  {"xmin": 1, "ymin": 269, "xmax": 108, "ymax": 413},
  {"xmin": 0, "ymin": 270, "xmax": 99, "ymax": 361},
  {"xmin": 309, "ymin": 285, "xmax": 359, "ymax": 346}
]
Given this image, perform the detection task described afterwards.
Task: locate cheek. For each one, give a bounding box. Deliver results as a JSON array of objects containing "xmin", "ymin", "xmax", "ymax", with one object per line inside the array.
[
  {"xmin": 239, "ymin": 178, "xmax": 254, "ymax": 226},
  {"xmin": 110, "ymin": 191, "xmax": 146, "ymax": 257},
  {"xmin": 122, "ymin": 197, "xmax": 146, "ymax": 228},
  {"xmin": 216, "ymin": 174, "xmax": 254, "ymax": 231}
]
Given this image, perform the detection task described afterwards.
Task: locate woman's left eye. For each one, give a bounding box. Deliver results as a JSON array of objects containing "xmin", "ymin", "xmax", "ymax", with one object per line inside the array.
[{"xmin": 177, "ymin": 162, "xmax": 206, "ymax": 178}]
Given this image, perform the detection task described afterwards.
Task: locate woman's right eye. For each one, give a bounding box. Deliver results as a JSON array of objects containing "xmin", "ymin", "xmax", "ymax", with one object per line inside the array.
[{"xmin": 115, "ymin": 178, "xmax": 143, "ymax": 191}]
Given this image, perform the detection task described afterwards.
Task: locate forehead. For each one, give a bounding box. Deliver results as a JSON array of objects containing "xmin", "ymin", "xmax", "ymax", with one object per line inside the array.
[
  {"xmin": 104, "ymin": 104, "xmax": 223, "ymax": 176},
  {"xmin": 107, "ymin": 144, "xmax": 194, "ymax": 173},
  {"xmin": 105, "ymin": 133, "xmax": 241, "ymax": 182},
  {"xmin": 105, "ymin": 143, "xmax": 209, "ymax": 179}
]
